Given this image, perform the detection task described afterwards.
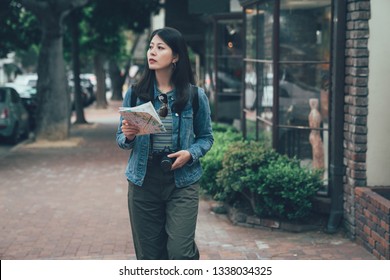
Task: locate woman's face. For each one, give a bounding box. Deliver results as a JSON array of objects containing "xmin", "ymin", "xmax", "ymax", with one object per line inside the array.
[{"xmin": 147, "ymin": 35, "xmax": 177, "ymax": 71}]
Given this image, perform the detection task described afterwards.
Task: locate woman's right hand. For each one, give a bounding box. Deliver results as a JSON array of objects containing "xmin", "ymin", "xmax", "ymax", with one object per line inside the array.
[{"xmin": 121, "ymin": 120, "xmax": 139, "ymax": 141}]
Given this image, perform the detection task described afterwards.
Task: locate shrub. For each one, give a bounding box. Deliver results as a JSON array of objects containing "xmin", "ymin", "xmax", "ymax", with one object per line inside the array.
[
  {"xmin": 216, "ymin": 141, "xmax": 322, "ymax": 221},
  {"xmin": 216, "ymin": 141, "xmax": 278, "ymax": 206},
  {"xmin": 199, "ymin": 123, "xmax": 242, "ymax": 200},
  {"xmin": 255, "ymin": 155, "xmax": 322, "ymax": 220},
  {"xmin": 210, "ymin": 122, "xmax": 239, "ymax": 133}
]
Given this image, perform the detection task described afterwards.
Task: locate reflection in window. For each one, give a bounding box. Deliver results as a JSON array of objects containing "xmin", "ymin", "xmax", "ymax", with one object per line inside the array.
[
  {"xmin": 242, "ymin": 0, "xmax": 332, "ymax": 189},
  {"xmin": 243, "ymin": 1, "xmax": 274, "ymax": 145},
  {"xmin": 245, "ymin": 6, "xmax": 257, "ymax": 59},
  {"xmin": 278, "ymin": 0, "xmax": 331, "ymax": 186},
  {"xmin": 205, "ymin": 16, "xmax": 243, "ymax": 123},
  {"xmin": 215, "ymin": 18, "xmax": 243, "ymax": 123}
]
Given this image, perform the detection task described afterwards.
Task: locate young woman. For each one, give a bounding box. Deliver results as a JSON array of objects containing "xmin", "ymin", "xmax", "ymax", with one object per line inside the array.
[{"xmin": 116, "ymin": 27, "xmax": 214, "ymax": 260}]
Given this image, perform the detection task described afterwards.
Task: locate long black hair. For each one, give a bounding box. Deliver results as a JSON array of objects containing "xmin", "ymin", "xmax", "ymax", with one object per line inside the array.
[{"xmin": 133, "ymin": 27, "xmax": 195, "ymax": 114}]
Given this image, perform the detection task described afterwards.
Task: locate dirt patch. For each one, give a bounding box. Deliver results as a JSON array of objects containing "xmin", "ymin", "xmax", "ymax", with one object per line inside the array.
[{"xmin": 22, "ymin": 137, "xmax": 84, "ymax": 148}]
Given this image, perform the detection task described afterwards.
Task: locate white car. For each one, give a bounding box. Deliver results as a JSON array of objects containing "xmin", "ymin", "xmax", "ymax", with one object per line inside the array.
[
  {"xmin": 245, "ymin": 75, "xmax": 319, "ymax": 125},
  {"xmin": 0, "ymin": 86, "xmax": 30, "ymax": 144},
  {"xmin": 13, "ymin": 73, "xmax": 38, "ymax": 88}
]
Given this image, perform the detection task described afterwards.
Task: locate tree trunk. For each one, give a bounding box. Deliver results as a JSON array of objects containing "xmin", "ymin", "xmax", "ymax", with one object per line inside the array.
[
  {"xmin": 71, "ymin": 9, "xmax": 87, "ymax": 124},
  {"xmin": 109, "ymin": 59, "xmax": 128, "ymax": 101},
  {"xmin": 20, "ymin": 0, "xmax": 89, "ymax": 141},
  {"xmin": 94, "ymin": 53, "xmax": 107, "ymax": 109},
  {"xmin": 35, "ymin": 18, "xmax": 70, "ymax": 141}
]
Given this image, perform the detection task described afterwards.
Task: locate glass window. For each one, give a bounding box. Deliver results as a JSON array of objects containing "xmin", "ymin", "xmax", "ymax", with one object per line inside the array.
[
  {"xmin": 257, "ymin": 1, "xmax": 274, "ymax": 61},
  {"xmin": 242, "ymin": 0, "xmax": 332, "ymax": 190},
  {"xmin": 204, "ymin": 16, "xmax": 243, "ymax": 123},
  {"xmin": 278, "ymin": 0, "xmax": 331, "ymax": 188},
  {"xmin": 245, "ymin": 5, "xmax": 257, "ymax": 59},
  {"xmin": 215, "ymin": 18, "xmax": 243, "ymax": 122},
  {"xmin": 11, "ymin": 89, "xmax": 20, "ymax": 103},
  {"xmin": 0, "ymin": 89, "xmax": 6, "ymax": 102},
  {"xmin": 244, "ymin": 0, "xmax": 274, "ymax": 143},
  {"xmin": 280, "ymin": 0, "xmax": 332, "ymax": 62}
]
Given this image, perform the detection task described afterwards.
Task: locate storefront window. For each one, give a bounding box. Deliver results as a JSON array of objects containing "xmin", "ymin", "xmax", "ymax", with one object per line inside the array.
[
  {"xmin": 243, "ymin": 0, "xmax": 332, "ymax": 190},
  {"xmin": 205, "ymin": 16, "xmax": 243, "ymax": 123},
  {"xmin": 278, "ymin": 0, "xmax": 331, "ymax": 186},
  {"xmin": 243, "ymin": 1, "xmax": 274, "ymax": 146},
  {"xmin": 245, "ymin": 5, "xmax": 257, "ymax": 59},
  {"xmin": 257, "ymin": 1, "xmax": 274, "ymax": 61}
]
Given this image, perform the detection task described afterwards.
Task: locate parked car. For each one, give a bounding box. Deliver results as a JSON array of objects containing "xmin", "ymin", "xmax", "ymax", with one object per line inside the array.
[
  {"xmin": 0, "ymin": 86, "xmax": 30, "ymax": 144},
  {"xmin": 80, "ymin": 73, "xmax": 96, "ymax": 89},
  {"xmin": 278, "ymin": 79, "xmax": 319, "ymax": 125},
  {"xmin": 217, "ymin": 71, "xmax": 241, "ymax": 94},
  {"xmin": 4, "ymin": 83, "xmax": 38, "ymax": 130},
  {"xmin": 80, "ymin": 72, "xmax": 111, "ymax": 92},
  {"xmin": 68, "ymin": 76, "xmax": 95, "ymax": 106},
  {"xmin": 246, "ymin": 73, "xmax": 319, "ymax": 125},
  {"xmin": 13, "ymin": 73, "xmax": 38, "ymax": 88},
  {"xmin": 68, "ymin": 79, "xmax": 92, "ymax": 109}
]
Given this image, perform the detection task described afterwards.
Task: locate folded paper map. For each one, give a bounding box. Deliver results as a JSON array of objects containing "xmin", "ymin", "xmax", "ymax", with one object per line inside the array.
[{"xmin": 119, "ymin": 102, "xmax": 166, "ymax": 135}]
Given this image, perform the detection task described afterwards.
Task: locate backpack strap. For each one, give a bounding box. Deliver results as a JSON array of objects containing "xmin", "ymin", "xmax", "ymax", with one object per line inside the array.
[
  {"xmin": 131, "ymin": 84, "xmax": 199, "ymax": 115},
  {"xmin": 191, "ymin": 85, "xmax": 199, "ymax": 117},
  {"xmin": 130, "ymin": 85, "xmax": 137, "ymax": 107}
]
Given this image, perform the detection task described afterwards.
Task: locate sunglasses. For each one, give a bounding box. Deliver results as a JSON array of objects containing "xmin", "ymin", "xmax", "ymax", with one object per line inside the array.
[{"xmin": 158, "ymin": 94, "xmax": 168, "ymax": 117}]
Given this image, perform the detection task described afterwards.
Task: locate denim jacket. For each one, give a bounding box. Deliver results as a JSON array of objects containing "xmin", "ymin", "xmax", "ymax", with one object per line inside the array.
[{"xmin": 116, "ymin": 84, "xmax": 214, "ymax": 188}]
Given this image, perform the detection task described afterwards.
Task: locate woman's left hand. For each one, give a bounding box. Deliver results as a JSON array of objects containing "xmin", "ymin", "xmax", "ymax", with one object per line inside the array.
[{"xmin": 168, "ymin": 150, "xmax": 192, "ymax": 170}]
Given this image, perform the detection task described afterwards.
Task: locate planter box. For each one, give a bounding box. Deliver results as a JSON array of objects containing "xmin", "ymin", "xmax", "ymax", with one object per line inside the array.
[
  {"xmin": 355, "ymin": 187, "xmax": 390, "ymax": 260},
  {"xmin": 224, "ymin": 203, "xmax": 325, "ymax": 233}
]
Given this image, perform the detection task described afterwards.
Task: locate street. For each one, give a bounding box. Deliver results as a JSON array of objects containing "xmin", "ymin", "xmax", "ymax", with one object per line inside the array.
[{"xmin": 0, "ymin": 100, "xmax": 377, "ymax": 260}]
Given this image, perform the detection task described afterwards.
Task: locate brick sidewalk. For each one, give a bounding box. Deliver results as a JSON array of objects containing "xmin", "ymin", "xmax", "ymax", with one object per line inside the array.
[{"xmin": 0, "ymin": 101, "xmax": 376, "ymax": 260}]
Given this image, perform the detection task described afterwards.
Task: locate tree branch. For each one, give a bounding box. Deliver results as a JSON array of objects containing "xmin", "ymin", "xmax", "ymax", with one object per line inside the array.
[
  {"xmin": 55, "ymin": 0, "xmax": 90, "ymax": 12},
  {"xmin": 18, "ymin": 0, "xmax": 48, "ymax": 17},
  {"xmin": 19, "ymin": 0, "xmax": 90, "ymax": 17}
]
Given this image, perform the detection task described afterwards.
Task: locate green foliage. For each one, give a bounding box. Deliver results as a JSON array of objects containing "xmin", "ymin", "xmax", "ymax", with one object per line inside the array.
[
  {"xmin": 255, "ymin": 155, "xmax": 322, "ymax": 220},
  {"xmin": 211, "ymin": 122, "xmax": 239, "ymax": 133},
  {"xmin": 244, "ymin": 119, "xmax": 272, "ymax": 148},
  {"xmin": 216, "ymin": 141, "xmax": 278, "ymax": 202},
  {"xmin": 81, "ymin": 0, "xmax": 160, "ymax": 56},
  {"xmin": 214, "ymin": 141, "xmax": 322, "ymax": 221},
  {"xmin": 0, "ymin": 0, "xmax": 40, "ymax": 58},
  {"xmin": 199, "ymin": 123, "xmax": 242, "ymax": 200},
  {"xmin": 62, "ymin": 0, "xmax": 161, "ymax": 72}
]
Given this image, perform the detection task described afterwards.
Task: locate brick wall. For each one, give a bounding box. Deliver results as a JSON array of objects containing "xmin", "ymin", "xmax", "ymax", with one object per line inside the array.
[
  {"xmin": 343, "ymin": 0, "xmax": 370, "ymax": 238},
  {"xmin": 355, "ymin": 187, "xmax": 390, "ymax": 259}
]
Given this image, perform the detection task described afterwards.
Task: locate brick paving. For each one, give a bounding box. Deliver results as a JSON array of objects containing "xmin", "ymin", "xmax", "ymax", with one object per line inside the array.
[{"xmin": 0, "ymin": 100, "xmax": 376, "ymax": 260}]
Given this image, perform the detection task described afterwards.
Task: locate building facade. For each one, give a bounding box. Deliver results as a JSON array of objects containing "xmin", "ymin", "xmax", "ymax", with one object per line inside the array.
[{"xmin": 160, "ymin": 0, "xmax": 390, "ymax": 259}]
